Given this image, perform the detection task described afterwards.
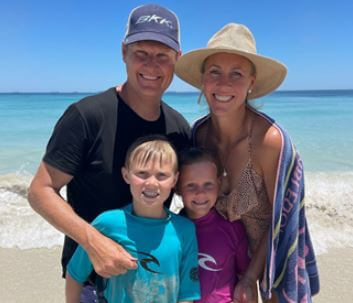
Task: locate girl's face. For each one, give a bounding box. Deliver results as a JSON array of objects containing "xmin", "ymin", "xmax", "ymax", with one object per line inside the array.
[
  {"xmin": 178, "ymin": 161, "xmax": 220, "ymax": 219},
  {"xmin": 202, "ymin": 52, "xmax": 256, "ymax": 116}
]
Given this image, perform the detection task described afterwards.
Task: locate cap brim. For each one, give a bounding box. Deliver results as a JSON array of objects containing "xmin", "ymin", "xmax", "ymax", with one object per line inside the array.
[
  {"xmin": 175, "ymin": 48, "xmax": 287, "ymax": 99},
  {"xmin": 124, "ymin": 32, "xmax": 180, "ymax": 52}
]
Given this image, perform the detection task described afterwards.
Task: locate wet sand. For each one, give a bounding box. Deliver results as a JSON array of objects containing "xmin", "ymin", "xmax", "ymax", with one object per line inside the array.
[{"xmin": 0, "ymin": 246, "xmax": 352, "ymax": 302}]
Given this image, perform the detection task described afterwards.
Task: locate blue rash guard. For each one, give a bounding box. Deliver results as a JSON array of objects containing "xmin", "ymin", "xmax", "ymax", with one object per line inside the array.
[{"xmin": 67, "ymin": 204, "xmax": 200, "ymax": 303}]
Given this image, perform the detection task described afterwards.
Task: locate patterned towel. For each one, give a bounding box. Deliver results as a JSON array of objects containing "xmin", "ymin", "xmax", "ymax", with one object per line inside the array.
[{"xmin": 255, "ymin": 110, "xmax": 320, "ymax": 302}]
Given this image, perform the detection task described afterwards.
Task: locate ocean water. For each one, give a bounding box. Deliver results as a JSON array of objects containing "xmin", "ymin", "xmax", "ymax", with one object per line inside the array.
[{"xmin": 1, "ymin": 90, "xmax": 353, "ymax": 254}]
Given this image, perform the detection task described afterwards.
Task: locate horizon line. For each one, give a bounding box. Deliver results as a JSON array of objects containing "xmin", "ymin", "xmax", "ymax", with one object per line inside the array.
[{"xmin": 1, "ymin": 88, "xmax": 353, "ymax": 94}]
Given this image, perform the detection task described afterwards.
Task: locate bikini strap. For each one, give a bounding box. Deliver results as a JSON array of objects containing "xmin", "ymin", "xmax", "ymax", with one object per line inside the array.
[{"xmin": 247, "ymin": 113, "xmax": 254, "ymax": 160}]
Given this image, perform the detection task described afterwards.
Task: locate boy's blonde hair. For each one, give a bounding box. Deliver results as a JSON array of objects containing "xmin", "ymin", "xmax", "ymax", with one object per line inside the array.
[{"xmin": 124, "ymin": 135, "xmax": 178, "ymax": 172}]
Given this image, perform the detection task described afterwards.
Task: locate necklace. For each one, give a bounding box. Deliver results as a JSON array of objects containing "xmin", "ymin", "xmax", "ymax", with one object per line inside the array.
[{"xmin": 203, "ymin": 113, "xmax": 252, "ymax": 182}]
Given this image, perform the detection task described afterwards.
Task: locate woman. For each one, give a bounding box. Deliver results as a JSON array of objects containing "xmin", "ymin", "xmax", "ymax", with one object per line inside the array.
[{"xmin": 175, "ymin": 24, "xmax": 319, "ymax": 302}]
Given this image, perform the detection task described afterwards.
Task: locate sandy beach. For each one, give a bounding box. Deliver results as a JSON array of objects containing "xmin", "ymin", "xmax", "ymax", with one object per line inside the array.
[
  {"xmin": 0, "ymin": 247, "xmax": 65, "ymax": 303},
  {"xmin": 0, "ymin": 246, "xmax": 352, "ymax": 302}
]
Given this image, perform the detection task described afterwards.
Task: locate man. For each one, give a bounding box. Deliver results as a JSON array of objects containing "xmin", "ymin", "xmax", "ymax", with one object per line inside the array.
[{"xmin": 28, "ymin": 3, "xmax": 190, "ymax": 296}]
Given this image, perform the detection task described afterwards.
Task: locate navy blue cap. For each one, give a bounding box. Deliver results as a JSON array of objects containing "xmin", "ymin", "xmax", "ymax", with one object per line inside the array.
[{"xmin": 124, "ymin": 4, "xmax": 180, "ymax": 52}]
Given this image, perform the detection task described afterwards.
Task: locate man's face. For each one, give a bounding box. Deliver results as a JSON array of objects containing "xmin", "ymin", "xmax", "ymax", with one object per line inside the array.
[{"xmin": 122, "ymin": 41, "xmax": 180, "ymax": 99}]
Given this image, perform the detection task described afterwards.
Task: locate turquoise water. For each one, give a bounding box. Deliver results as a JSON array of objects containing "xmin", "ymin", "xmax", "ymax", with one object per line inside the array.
[
  {"xmin": 1, "ymin": 90, "xmax": 353, "ymax": 251},
  {"xmin": 1, "ymin": 90, "xmax": 352, "ymax": 174}
]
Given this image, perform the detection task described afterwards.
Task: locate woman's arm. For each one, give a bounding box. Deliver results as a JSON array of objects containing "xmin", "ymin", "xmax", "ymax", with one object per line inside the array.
[
  {"xmin": 234, "ymin": 123, "xmax": 282, "ymax": 302},
  {"xmin": 260, "ymin": 125, "xmax": 282, "ymax": 206},
  {"xmin": 233, "ymin": 235, "xmax": 266, "ymax": 303}
]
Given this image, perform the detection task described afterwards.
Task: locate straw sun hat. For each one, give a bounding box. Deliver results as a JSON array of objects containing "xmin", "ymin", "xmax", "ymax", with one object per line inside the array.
[{"xmin": 175, "ymin": 23, "xmax": 287, "ymax": 100}]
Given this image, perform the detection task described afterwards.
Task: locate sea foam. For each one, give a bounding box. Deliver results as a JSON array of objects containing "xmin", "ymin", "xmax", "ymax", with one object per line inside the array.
[
  {"xmin": 1, "ymin": 171, "xmax": 353, "ymax": 254},
  {"xmin": 305, "ymin": 171, "xmax": 353, "ymax": 254},
  {"xmin": 0, "ymin": 173, "xmax": 64, "ymax": 249}
]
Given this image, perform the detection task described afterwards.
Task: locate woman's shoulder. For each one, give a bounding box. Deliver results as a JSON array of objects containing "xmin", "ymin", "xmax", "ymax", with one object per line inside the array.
[
  {"xmin": 251, "ymin": 110, "xmax": 282, "ymax": 152},
  {"xmin": 250, "ymin": 111, "xmax": 282, "ymax": 178}
]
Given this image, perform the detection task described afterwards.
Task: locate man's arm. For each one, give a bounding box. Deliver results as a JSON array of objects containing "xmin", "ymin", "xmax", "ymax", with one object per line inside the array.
[{"xmin": 28, "ymin": 161, "xmax": 137, "ymax": 277}]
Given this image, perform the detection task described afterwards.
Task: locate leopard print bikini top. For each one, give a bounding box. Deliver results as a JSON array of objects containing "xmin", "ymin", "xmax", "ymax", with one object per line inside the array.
[{"xmin": 197, "ymin": 115, "xmax": 272, "ymax": 253}]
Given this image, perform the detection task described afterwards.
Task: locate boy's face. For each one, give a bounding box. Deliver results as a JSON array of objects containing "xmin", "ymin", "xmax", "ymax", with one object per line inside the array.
[
  {"xmin": 122, "ymin": 160, "xmax": 178, "ymax": 218},
  {"xmin": 178, "ymin": 161, "xmax": 220, "ymax": 219}
]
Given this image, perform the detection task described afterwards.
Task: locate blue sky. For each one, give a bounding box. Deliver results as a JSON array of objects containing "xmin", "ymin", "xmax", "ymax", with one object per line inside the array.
[{"xmin": 1, "ymin": 0, "xmax": 352, "ymax": 92}]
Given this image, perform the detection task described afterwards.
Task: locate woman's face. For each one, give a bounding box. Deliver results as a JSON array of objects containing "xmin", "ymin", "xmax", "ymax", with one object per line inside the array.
[{"xmin": 202, "ymin": 52, "xmax": 256, "ymax": 116}]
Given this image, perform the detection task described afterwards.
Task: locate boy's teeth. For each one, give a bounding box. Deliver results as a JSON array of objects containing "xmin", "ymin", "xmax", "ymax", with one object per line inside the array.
[
  {"xmin": 142, "ymin": 190, "xmax": 159, "ymax": 198},
  {"xmin": 215, "ymin": 94, "xmax": 232, "ymax": 102}
]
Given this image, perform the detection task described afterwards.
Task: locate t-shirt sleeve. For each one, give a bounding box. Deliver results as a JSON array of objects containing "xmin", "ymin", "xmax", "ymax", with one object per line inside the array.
[
  {"xmin": 178, "ymin": 222, "xmax": 201, "ymax": 301},
  {"xmin": 233, "ymin": 221, "xmax": 251, "ymax": 276},
  {"xmin": 67, "ymin": 244, "xmax": 93, "ymax": 284},
  {"xmin": 66, "ymin": 213, "xmax": 108, "ymax": 283},
  {"xmin": 43, "ymin": 104, "xmax": 89, "ymax": 175}
]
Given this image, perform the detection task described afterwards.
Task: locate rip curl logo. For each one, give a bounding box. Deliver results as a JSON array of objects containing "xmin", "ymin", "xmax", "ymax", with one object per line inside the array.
[
  {"xmin": 136, "ymin": 14, "xmax": 173, "ymax": 29},
  {"xmin": 198, "ymin": 253, "xmax": 222, "ymax": 272},
  {"xmin": 129, "ymin": 249, "xmax": 161, "ymax": 273}
]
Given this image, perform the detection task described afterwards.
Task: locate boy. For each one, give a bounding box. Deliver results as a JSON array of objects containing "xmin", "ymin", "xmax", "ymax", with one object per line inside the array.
[
  {"xmin": 177, "ymin": 147, "xmax": 250, "ymax": 303},
  {"xmin": 66, "ymin": 136, "xmax": 200, "ymax": 303}
]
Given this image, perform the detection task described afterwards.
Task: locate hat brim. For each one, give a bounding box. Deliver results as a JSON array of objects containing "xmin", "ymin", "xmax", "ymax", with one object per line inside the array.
[
  {"xmin": 175, "ymin": 48, "xmax": 287, "ymax": 99},
  {"xmin": 124, "ymin": 32, "xmax": 180, "ymax": 52}
]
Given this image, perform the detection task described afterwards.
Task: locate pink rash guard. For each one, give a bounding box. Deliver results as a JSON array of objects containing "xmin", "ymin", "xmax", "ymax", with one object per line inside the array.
[{"xmin": 192, "ymin": 208, "xmax": 250, "ymax": 303}]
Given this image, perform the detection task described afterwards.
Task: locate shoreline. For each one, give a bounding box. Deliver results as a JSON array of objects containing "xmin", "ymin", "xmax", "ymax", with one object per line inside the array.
[{"xmin": 0, "ymin": 246, "xmax": 353, "ymax": 302}]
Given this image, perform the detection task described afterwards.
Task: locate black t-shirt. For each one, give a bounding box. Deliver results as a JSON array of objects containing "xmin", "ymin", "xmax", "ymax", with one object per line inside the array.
[
  {"xmin": 114, "ymin": 97, "xmax": 167, "ymax": 208},
  {"xmin": 43, "ymin": 87, "xmax": 191, "ymax": 272}
]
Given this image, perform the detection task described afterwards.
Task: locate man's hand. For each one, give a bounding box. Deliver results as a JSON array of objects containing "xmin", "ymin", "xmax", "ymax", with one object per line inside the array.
[{"xmin": 85, "ymin": 228, "xmax": 138, "ymax": 277}]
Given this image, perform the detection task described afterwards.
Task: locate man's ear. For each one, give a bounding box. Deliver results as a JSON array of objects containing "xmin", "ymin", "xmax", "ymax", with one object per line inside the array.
[
  {"xmin": 121, "ymin": 167, "xmax": 130, "ymax": 184},
  {"xmin": 122, "ymin": 42, "xmax": 128, "ymax": 63}
]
